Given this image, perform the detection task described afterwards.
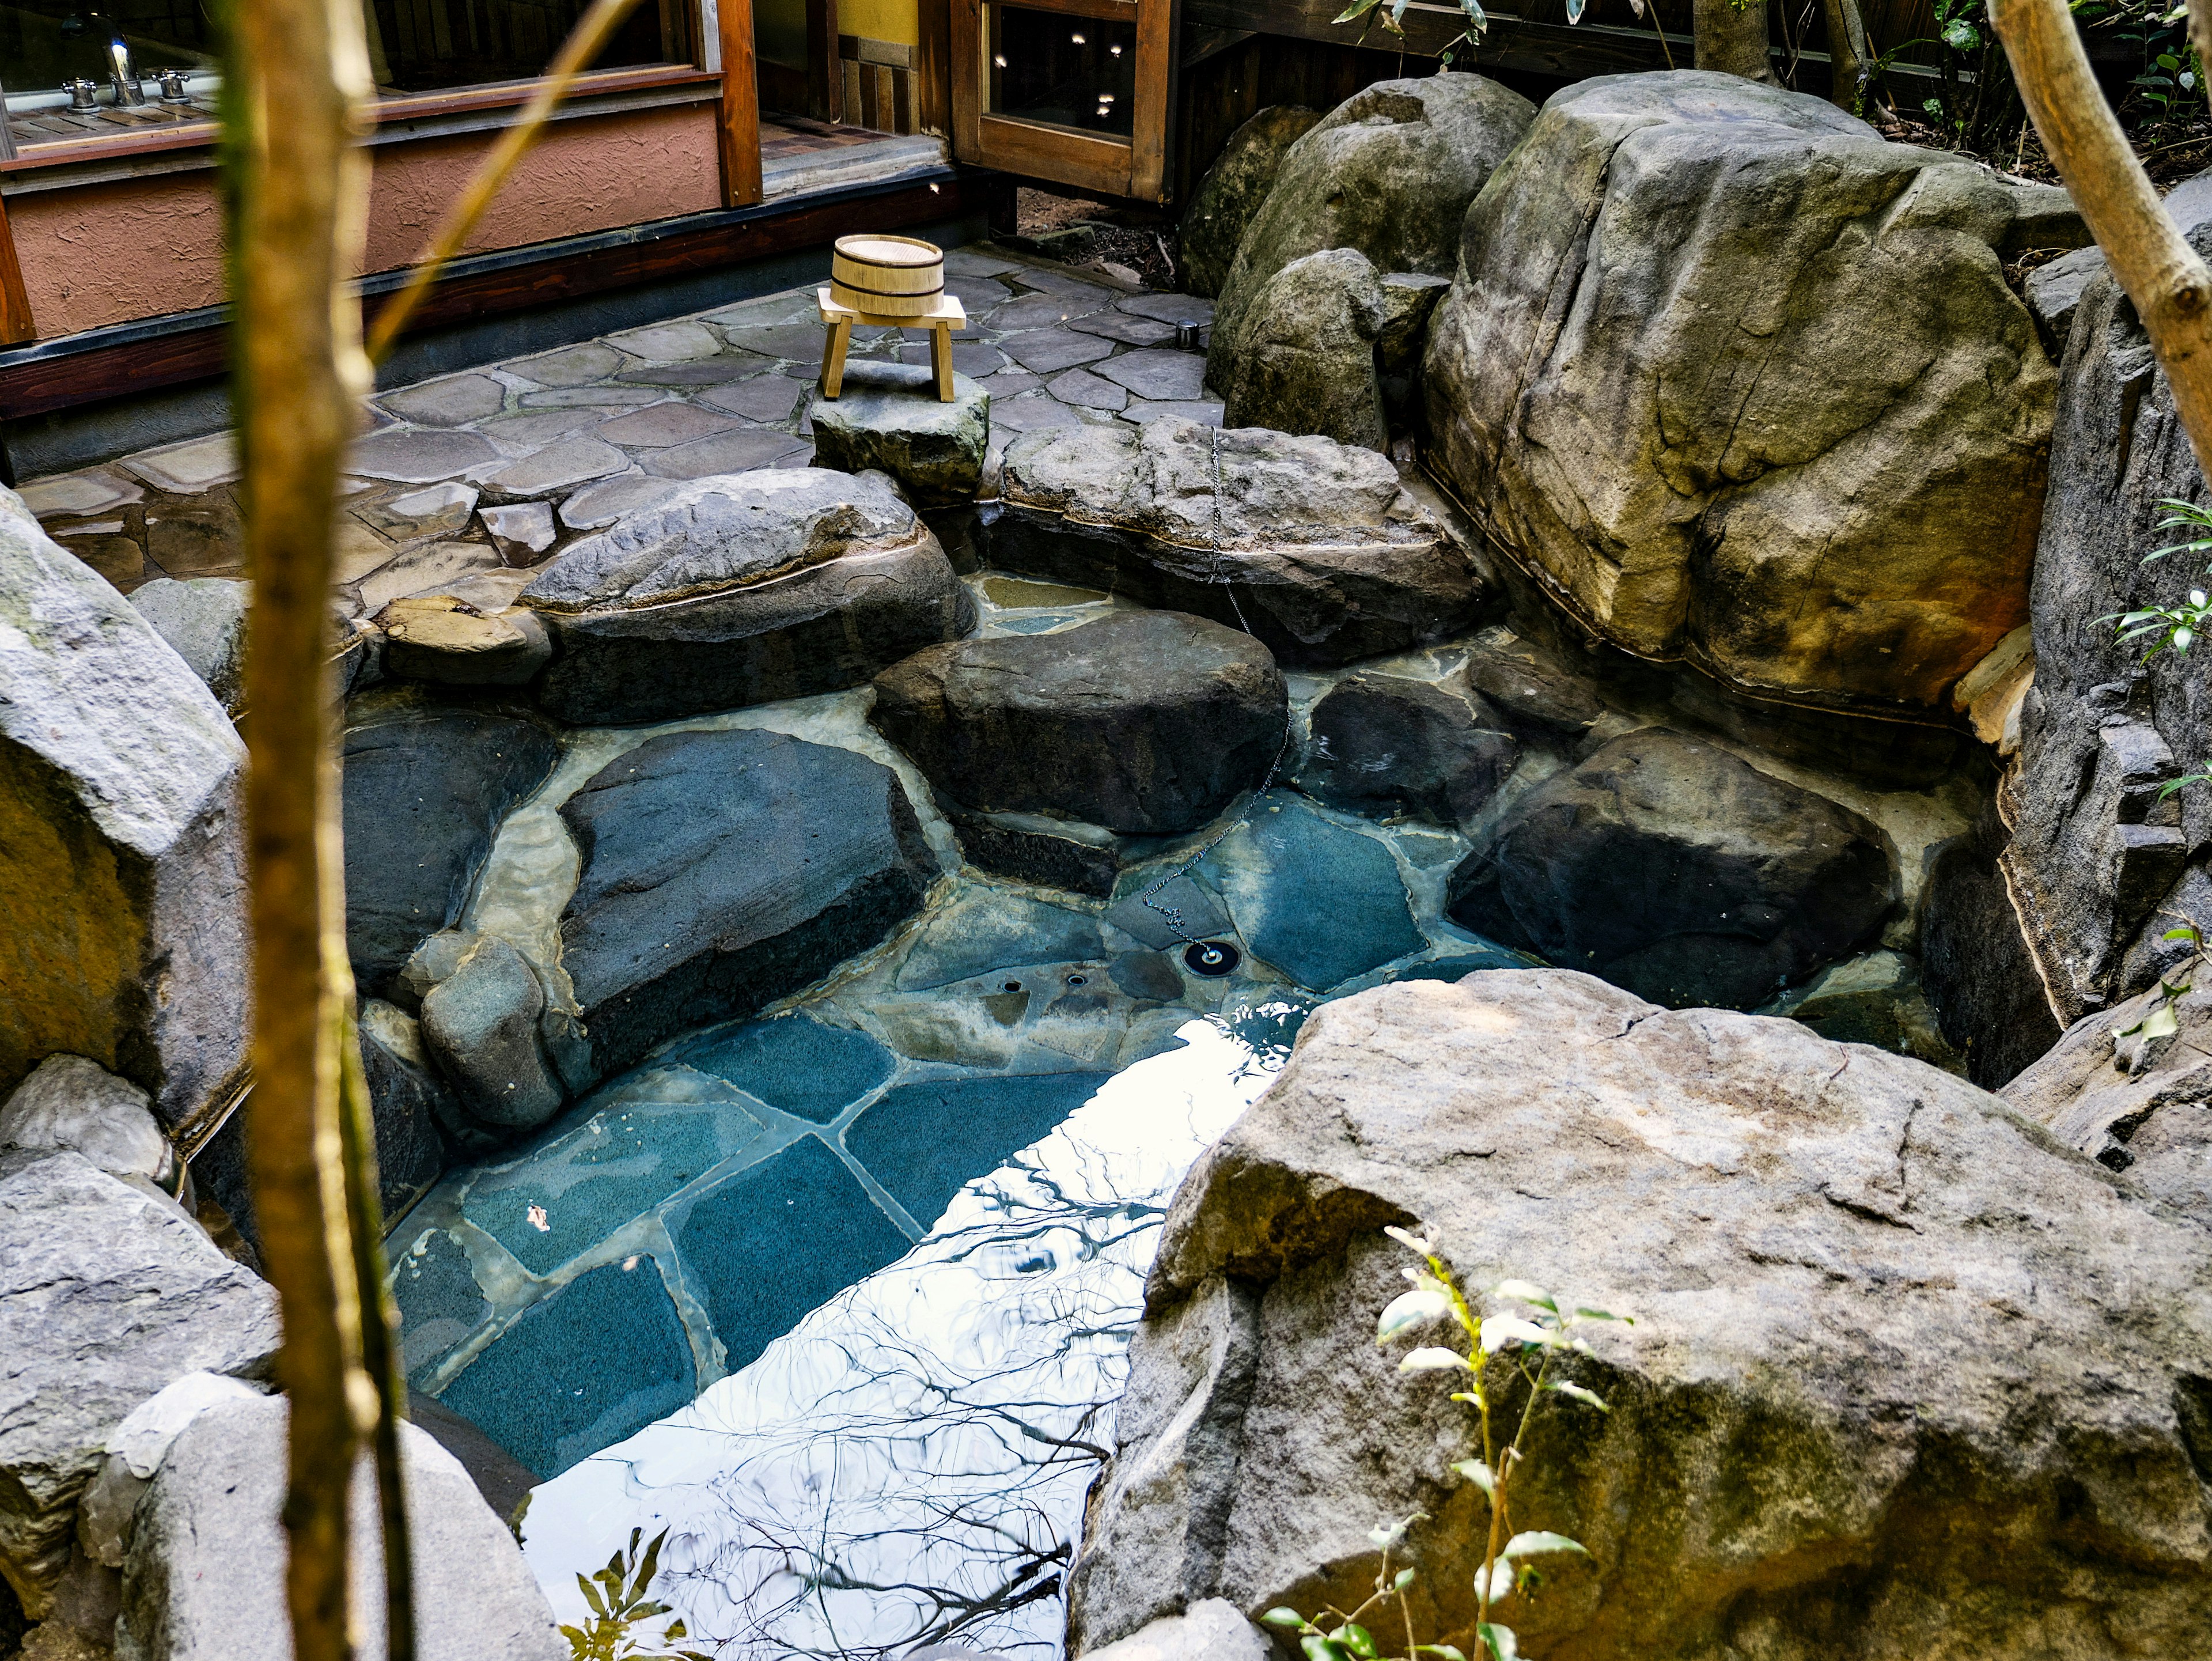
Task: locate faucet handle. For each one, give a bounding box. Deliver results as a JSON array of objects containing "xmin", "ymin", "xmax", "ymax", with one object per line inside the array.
[{"xmin": 149, "ymin": 67, "xmax": 192, "ymax": 103}]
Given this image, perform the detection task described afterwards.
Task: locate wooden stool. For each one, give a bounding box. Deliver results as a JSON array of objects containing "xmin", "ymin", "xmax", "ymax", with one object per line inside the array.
[{"xmin": 817, "ymin": 287, "xmax": 967, "ymax": 403}]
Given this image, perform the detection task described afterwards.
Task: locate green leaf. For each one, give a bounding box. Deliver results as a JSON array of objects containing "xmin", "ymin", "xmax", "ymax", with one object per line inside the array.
[
  {"xmin": 1453, "ymin": 1458, "xmax": 1496, "ymax": 1496},
  {"xmin": 1334, "ymin": 1622, "xmax": 1380, "ymax": 1658},
  {"xmin": 1301, "ymin": 1636, "xmax": 1354, "ymax": 1661},
  {"xmin": 1571, "ymin": 1304, "xmax": 1631, "ymax": 1323},
  {"xmin": 1475, "ymin": 1559, "xmax": 1514, "ymax": 1603},
  {"xmin": 1480, "ymin": 1316, "xmax": 1552, "ymax": 1352},
  {"xmin": 1368, "ymin": 1511, "xmax": 1426, "ymax": 1548},
  {"xmin": 1331, "ymin": 0, "xmax": 1382, "ymax": 20},
  {"xmin": 1399, "ymin": 1346, "xmax": 1473, "ymax": 1372},
  {"xmin": 1491, "ymin": 1278, "xmax": 1556, "ymax": 1312},
  {"xmin": 1393, "ymin": 1567, "xmax": 1418, "ymax": 1591},
  {"xmin": 1263, "ymin": 1609, "xmax": 1309, "ymax": 1630},
  {"xmin": 1478, "ymin": 1622, "xmax": 1520, "ymax": 1661},
  {"xmin": 1415, "ymin": 1648, "xmax": 1467, "ymax": 1661},
  {"xmin": 1378, "ymin": 1288, "xmax": 1453, "ymax": 1342},
  {"xmin": 578, "ymin": 1576, "xmax": 610, "ymax": 1620},
  {"xmin": 1547, "ymin": 1380, "xmax": 1611, "ymax": 1412},
  {"xmin": 2165, "ymin": 925, "xmax": 2205, "ymax": 943},
  {"xmin": 1942, "ymin": 17, "xmax": 1982, "ymax": 47},
  {"xmin": 1503, "ymin": 1530, "xmax": 1591, "ymax": 1561}
]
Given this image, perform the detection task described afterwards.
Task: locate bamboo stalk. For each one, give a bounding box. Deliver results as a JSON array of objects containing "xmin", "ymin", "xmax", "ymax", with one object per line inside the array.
[
  {"xmin": 1993, "ymin": 0, "xmax": 2212, "ymax": 480},
  {"xmin": 362, "ymin": 0, "xmax": 647, "ymax": 363},
  {"xmin": 228, "ymin": 0, "xmax": 379, "ymax": 1650}
]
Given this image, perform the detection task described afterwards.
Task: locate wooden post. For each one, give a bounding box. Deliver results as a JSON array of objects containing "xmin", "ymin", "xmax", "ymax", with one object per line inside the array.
[
  {"xmin": 0, "ymin": 193, "xmax": 35, "ymax": 346},
  {"xmin": 718, "ymin": 0, "xmax": 763, "ymax": 205},
  {"xmin": 915, "ymin": 0, "xmax": 952, "ymax": 136},
  {"xmin": 807, "ymin": 0, "xmax": 843, "ymax": 122}
]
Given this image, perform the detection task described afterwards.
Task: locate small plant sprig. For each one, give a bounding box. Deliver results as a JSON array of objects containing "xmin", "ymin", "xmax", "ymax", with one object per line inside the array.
[
  {"xmin": 1260, "ymin": 1227, "xmax": 1631, "ymax": 1661},
  {"xmin": 561, "ymin": 1527, "xmax": 711, "ymax": 1661},
  {"xmin": 2111, "ymin": 499, "xmax": 2212, "ymax": 660}
]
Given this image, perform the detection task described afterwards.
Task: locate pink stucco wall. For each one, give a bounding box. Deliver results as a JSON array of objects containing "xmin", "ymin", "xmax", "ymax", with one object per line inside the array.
[{"xmin": 7, "ymin": 101, "xmax": 723, "ymax": 338}]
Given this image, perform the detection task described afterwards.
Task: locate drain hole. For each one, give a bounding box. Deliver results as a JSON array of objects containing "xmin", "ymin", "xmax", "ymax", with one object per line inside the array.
[
  {"xmin": 1066, "ymin": 973, "xmax": 1087, "ymax": 986},
  {"xmin": 1002, "ymin": 980, "xmax": 1023, "ymax": 992},
  {"xmin": 1184, "ymin": 941, "xmax": 1240, "ymax": 977}
]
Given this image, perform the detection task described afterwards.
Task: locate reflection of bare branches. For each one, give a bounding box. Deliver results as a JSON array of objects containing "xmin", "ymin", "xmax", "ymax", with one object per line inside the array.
[{"xmin": 538, "ymin": 1027, "xmax": 1298, "ymax": 1661}]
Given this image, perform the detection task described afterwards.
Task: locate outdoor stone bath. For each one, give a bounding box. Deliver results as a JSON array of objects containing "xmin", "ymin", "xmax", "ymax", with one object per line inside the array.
[{"xmin": 2, "ymin": 55, "xmax": 2207, "ymax": 1661}]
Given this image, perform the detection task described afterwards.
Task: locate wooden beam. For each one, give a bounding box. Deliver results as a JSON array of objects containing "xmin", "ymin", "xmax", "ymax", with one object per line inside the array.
[
  {"xmin": 0, "ymin": 193, "xmax": 33, "ymax": 345},
  {"xmin": 717, "ymin": 0, "xmax": 764, "ymax": 203},
  {"xmin": 1128, "ymin": 0, "xmax": 1174, "ymax": 202},
  {"xmin": 949, "ymin": 0, "xmax": 984, "ymax": 162},
  {"xmin": 915, "ymin": 0, "xmax": 953, "ymax": 135}
]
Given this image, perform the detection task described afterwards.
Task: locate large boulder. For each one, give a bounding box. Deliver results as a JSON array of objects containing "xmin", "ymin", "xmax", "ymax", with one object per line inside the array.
[
  {"xmin": 356, "ymin": 1000, "xmax": 450, "ymax": 1218},
  {"xmin": 117, "ymin": 1391, "xmax": 566, "ymax": 1660},
  {"xmin": 1296, "ymin": 671, "xmax": 1517, "ymax": 832},
  {"xmin": 808, "ymin": 361, "xmax": 990, "ymax": 508},
  {"xmin": 520, "ymin": 468, "xmax": 974, "ymax": 724},
  {"xmin": 1446, "ymin": 729, "xmax": 1896, "ymax": 1008},
  {"xmin": 0, "ymin": 495, "xmax": 249, "ymax": 1133},
  {"xmin": 0, "ymin": 1150, "xmax": 278, "ymax": 1616},
  {"xmin": 1217, "ymin": 248, "xmax": 1388, "ymax": 451},
  {"xmin": 1180, "ymin": 107, "xmax": 1321, "ymax": 300},
  {"xmin": 0, "ymin": 1054, "xmax": 180, "ymax": 1195},
  {"xmin": 126, "ymin": 578, "xmax": 248, "ymax": 717},
  {"xmin": 1993, "ymin": 207, "xmax": 2212, "ymax": 1042},
  {"xmin": 1066, "ymin": 970, "xmax": 2212, "ymax": 1658},
  {"xmin": 991, "ymin": 418, "xmax": 1487, "ymax": 668},
  {"xmin": 418, "ymin": 936, "xmax": 567, "ymax": 1138},
  {"xmin": 2002, "ymin": 960, "xmax": 2212, "ymax": 1214},
  {"xmin": 340, "ymin": 694, "xmax": 561, "ymax": 1000},
  {"xmin": 1209, "ymin": 74, "xmax": 1535, "ymax": 387},
  {"xmin": 1424, "ymin": 72, "xmax": 2067, "ymax": 712},
  {"xmin": 870, "ymin": 611, "xmax": 1287, "ymax": 835},
  {"xmin": 558, "ymin": 728, "xmax": 935, "ymax": 1074}
]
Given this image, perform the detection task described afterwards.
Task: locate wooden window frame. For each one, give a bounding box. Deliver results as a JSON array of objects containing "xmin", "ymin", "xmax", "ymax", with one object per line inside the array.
[{"xmin": 950, "ymin": 0, "xmax": 1173, "ymax": 201}]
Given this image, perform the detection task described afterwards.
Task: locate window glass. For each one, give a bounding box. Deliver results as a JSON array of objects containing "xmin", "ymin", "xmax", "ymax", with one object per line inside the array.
[
  {"xmin": 363, "ymin": 0, "xmax": 682, "ymax": 94},
  {"xmin": 986, "ymin": 5, "xmax": 1134, "ymax": 139}
]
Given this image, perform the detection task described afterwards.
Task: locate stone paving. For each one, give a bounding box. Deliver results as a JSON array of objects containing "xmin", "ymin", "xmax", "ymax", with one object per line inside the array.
[{"xmin": 15, "ymin": 244, "xmax": 1221, "ymax": 610}]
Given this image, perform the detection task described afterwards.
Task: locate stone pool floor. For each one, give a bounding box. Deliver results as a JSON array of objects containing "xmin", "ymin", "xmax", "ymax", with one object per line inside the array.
[{"xmin": 15, "ymin": 242, "xmax": 1220, "ymax": 603}]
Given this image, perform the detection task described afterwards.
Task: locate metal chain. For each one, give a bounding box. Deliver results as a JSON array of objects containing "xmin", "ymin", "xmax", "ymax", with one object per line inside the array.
[{"xmin": 1137, "ymin": 425, "xmax": 1294, "ymax": 950}]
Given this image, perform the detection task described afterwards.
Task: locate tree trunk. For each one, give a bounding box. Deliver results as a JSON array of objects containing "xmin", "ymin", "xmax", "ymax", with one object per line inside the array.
[
  {"xmin": 227, "ymin": 0, "xmax": 378, "ymax": 1650},
  {"xmin": 1823, "ymin": 0, "xmax": 1869, "ymax": 109},
  {"xmin": 1695, "ymin": 0, "xmax": 1778, "ymax": 82},
  {"xmin": 1993, "ymin": 0, "xmax": 2212, "ymax": 480}
]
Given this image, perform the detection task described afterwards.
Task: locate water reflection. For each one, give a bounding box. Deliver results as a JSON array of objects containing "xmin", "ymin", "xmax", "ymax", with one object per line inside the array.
[{"xmin": 521, "ymin": 1010, "xmax": 1304, "ymax": 1658}]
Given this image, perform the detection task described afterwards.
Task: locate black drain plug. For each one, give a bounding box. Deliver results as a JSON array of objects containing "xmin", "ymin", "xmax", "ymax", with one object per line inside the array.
[{"xmin": 1184, "ymin": 940, "xmax": 1241, "ymax": 977}]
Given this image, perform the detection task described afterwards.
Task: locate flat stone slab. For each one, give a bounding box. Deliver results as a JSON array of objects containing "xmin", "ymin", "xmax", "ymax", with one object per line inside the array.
[
  {"xmin": 1198, "ymin": 793, "xmax": 1425, "ymax": 990},
  {"xmin": 846, "ymin": 1072, "xmax": 1109, "ymax": 1229},
  {"xmin": 993, "ymin": 417, "xmax": 1486, "ymax": 667},
  {"xmin": 605, "ymin": 319, "xmax": 722, "ymax": 360},
  {"xmin": 1097, "ymin": 349, "xmax": 1208, "ymax": 402},
  {"xmin": 360, "ymin": 479, "xmax": 478, "ymax": 539},
  {"xmin": 20, "ymin": 468, "xmax": 142, "ymax": 518},
  {"xmin": 672, "ymin": 1015, "xmax": 896, "ymax": 1123},
  {"xmin": 615, "ymin": 354, "xmax": 774, "ymax": 385},
  {"xmin": 509, "ymin": 342, "xmax": 622, "ymax": 387},
  {"xmin": 381, "ymin": 373, "xmax": 508, "ymax": 426},
  {"xmin": 349, "ymin": 427, "xmax": 500, "ymax": 485},
  {"xmin": 990, "ymin": 290, "xmax": 1114, "ymax": 331},
  {"xmin": 1121, "ymin": 292, "xmax": 1215, "ymax": 326},
  {"xmin": 992, "ymin": 392, "xmax": 1084, "ymax": 432},
  {"xmin": 809, "ymin": 361, "xmax": 989, "ymax": 508},
  {"xmin": 594, "ymin": 400, "xmax": 743, "ymax": 447},
  {"xmin": 1002, "ymin": 327, "xmax": 1116, "ymax": 374},
  {"xmin": 521, "ymin": 469, "xmax": 972, "ymax": 724},
  {"xmin": 871, "ymin": 608, "xmax": 1287, "ymax": 835},
  {"xmin": 558, "ymin": 473, "xmax": 678, "ymax": 530},
  {"xmin": 558, "ymin": 727, "xmax": 936, "ymax": 1073},
  {"xmin": 1048, "ymin": 366, "xmax": 1128, "ymax": 410},
  {"xmin": 1070, "ymin": 310, "xmax": 1180, "ymax": 346},
  {"xmin": 478, "ymin": 434, "xmax": 628, "ymax": 498},
  {"xmin": 642, "ymin": 427, "xmax": 811, "ymax": 478},
  {"xmin": 1120, "ymin": 398, "xmax": 1225, "ymax": 426},
  {"xmin": 701, "ymin": 374, "xmax": 806, "ymax": 422},
  {"xmin": 479, "ymin": 500, "xmax": 556, "ymax": 561}
]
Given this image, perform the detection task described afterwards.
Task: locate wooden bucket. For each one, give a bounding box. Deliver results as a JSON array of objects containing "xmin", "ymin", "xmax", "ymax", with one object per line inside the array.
[{"xmin": 830, "ymin": 234, "xmax": 945, "ymax": 317}]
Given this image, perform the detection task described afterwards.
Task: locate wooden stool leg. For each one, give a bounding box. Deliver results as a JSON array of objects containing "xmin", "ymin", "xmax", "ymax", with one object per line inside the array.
[
  {"xmin": 821, "ymin": 317, "xmax": 853, "ymax": 398},
  {"xmin": 932, "ymin": 322, "xmax": 954, "ymax": 402}
]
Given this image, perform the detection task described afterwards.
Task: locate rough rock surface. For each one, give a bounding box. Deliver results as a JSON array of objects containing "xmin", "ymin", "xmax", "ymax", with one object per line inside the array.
[
  {"xmin": 2003, "ymin": 960, "xmax": 2212, "ymax": 1213},
  {"xmin": 809, "ymin": 361, "xmax": 990, "ymax": 507},
  {"xmin": 1297, "ymin": 672, "xmax": 1517, "ymax": 832},
  {"xmin": 1446, "ymin": 730, "xmax": 1896, "ymax": 1008},
  {"xmin": 1217, "ymin": 248, "xmax": 1388, "ymax": 451},
  {"xmin": 1425, "ymin": 72, "xmax": 2066, "ymax": 712},
  {"xmin": 1179, "ymin": 106, "xmax": 1321, "ymax": 299},
  {"xmin": 378, "ymin": 593, "xmax": 552, "ymax": 687},
  {"xmin": 1993, "ymin": 212, "xmax": 2212, "ymax": 1054},
  {"xmin": 0, "ymin": 1054, "xmax": 177, "ymax": 1193},
  {"xmin": 520, "ymin": 468, "xmax": 973, "ymax": 724},
  {"xmin": 1755, "ymin": 949, "xmax": 1963, "ymax": 1074},
  {"xmin": 872, "ymin": 611, "xmax": 1287, "ymax": 835},
  {"xmin": 1210, "ymin": 74, "xmax": 1535, "ymax": 385},
  {"xmin": 126, "ymin": 578, "xmax": 248, "ymax": 716},
  {"xmin": 559, "ymin": 727, "xmax": 935, "ymax": 1074},
  {"xmin": 1459, "ymin": 626, "xmax": 1609, "ymax": 748},
  {"xmin": 340, "ymin": 695, "xmax": 560, "ymax": 998},
  {"xmin": 0, "ymin": 492, "xmax": 249, "ymax": 1129},
  {"xmin": 1066, "ymin": 970, "xmax": 2212, "ymax": 1659},
  {"xmin": 118, "ymin": 1391, "xmax": 565, "ymax": 1660},
  {"xmin": 357, "ymin": 1000, "xmax": 451, "ymax": 1218},
  {"xmin": 419, "ymin": 936, "xmax": 567, "ymax": 1137},
  {"xmin": 0, "ymin": 1150, "xmax": 278, "ymax": 1616},
  {"xmin": 991, "ymin": 418, "xmax": 1486, "ymax": 667},
  {"xmin": 1078, "ymin": 1599, "xmax": 1275, "ymax": 1661}
]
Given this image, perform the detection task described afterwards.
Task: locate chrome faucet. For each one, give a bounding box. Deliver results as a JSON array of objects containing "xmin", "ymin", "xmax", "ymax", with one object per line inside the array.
[{"xmin": 104, "ymin": 27, "xmax": 145, "ymax": 106}]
